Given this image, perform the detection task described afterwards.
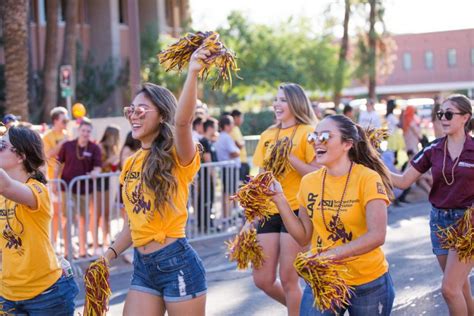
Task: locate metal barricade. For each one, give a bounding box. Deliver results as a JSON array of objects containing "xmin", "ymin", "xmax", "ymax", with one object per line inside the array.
[
  {"xmin": 47, "ymin": 161, "xmax": 243, "ymax": 266},
  {"xmin": 187, "ymin": 160, "xmax": 242, "ymax": 239},
  {"xmin": 243, "ymin": 135, "xmax": 260, "ymax": 157}
]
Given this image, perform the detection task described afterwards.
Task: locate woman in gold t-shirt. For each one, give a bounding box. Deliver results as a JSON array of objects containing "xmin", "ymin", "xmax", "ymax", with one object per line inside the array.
[
  {"xmin": 102, "ymin": 48, "xmax": 209, "ymax": 315},
  {"xmin": 0, "ymin": 126, "xmax": 78, "ymax": 315},
  {"xmin": 243, "ymin": 83, "xmax": 318, "ymax": 315},
  {"xmin": 271, "ymin": 114, "xmax": 395, "ymax": 315}
]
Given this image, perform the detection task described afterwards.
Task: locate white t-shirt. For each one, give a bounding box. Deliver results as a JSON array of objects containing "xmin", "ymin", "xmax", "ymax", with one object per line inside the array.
[{"xmin": 358, "ymin": 110, "xmax": 382, "ymax": 128}]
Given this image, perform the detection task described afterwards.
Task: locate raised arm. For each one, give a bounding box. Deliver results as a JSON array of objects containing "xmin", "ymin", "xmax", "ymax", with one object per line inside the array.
[
  {"xmin": 174, "ymin": 48, "xmax": 211, "ymax": 165},
  {"xmin": 391, "ymin": 164, "xmax": 422, "ymax": 190},
  {"xmin": 0, "ymin": 169, "xmax": 38, "ymax": 209}
]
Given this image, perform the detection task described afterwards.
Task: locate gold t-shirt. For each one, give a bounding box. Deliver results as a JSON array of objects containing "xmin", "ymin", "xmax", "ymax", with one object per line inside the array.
[
  {"xmin": 0, "ymin": 179, "xmax": 62, "ymax": 300},
  {"xmin": 253, "ymin": 124, "xmax": 315, "ymax": 213},
  {"xmin": 42, "ymin": 129, "xmax": 68, "ymax": 179},
  {"xmin": 120, "ymin": 147, "xmax": 200, "ymax": 247},
  {"xmin": 297, "ymin": 163, "xmax": 390, "ymax": 285}
]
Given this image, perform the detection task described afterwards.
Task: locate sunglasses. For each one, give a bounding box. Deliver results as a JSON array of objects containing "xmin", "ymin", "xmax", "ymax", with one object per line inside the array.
[
  {"xmin": 307, "ymin": 131, "xmax": 332, "ymax": 145},
  {"xmin": 436, "ymin": 110, "xmax": 464, "ymax": 121},
  {"xmin": 123, "ymin": 105, "xmax": 158, "ymax": 120}
]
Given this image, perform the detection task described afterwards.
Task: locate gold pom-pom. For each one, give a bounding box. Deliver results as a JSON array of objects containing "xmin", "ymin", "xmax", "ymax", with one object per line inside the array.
[
  {"xmin": 294, "ymin": 249, "xmax": 353, "ymax": 313},
  {"xmin": 437, "ymin": 207, "xmax": 474, "ymax": 262},
  {"xmin": 83, "ymin": 257, "xmax": 112, "ymax": 316},
  {"xmin": 158, "ymin": 31, "xmax": 240, "ymax": 89},
  {"xmin": 231, "ymin": 172, "xmax": 275, "ymax": 222},
  {"xmin": 226, "ymin": 227, "xmax": 265, "ymax": 270},
  {"xmin": 262, "ymin": 136, "xmax": 293, "ymax": 179},
  {"xmin": 366, "ymin": 127, "xmax": 389, "ymax": 150}
]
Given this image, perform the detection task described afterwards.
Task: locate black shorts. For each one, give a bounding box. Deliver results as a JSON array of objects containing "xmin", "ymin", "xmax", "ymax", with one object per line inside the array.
[{"xmin": 256, "ymin": 210, "xmax": 299, "ymax": 234}]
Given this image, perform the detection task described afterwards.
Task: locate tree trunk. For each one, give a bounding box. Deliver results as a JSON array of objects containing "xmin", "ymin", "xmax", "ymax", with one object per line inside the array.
[
  {"xmin": 333, "ymin": 0, "xmax": 351, "ymax": 107},
  {"xmin": 3, "ymin": 0, "xmax": 29, "ymax": 120},
  {"xmin": 41, "ymin": 0, "xmax": 60, "ymax": 122},
  {"xmin": 61, "ymin": 0, "xmax": 78, "ymax": 95},
  {"xmin": 368, "ymin": 0, "xmax": 377, "ymax": 100}
]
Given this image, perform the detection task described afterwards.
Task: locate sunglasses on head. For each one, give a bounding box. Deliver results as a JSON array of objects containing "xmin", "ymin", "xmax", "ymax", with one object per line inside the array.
[
  {"xmin": 436, "ymin": 110, "xmax": 464, "ymax": 121},
  {"xmin": 123, "ymin": 105, "xmax": 158, "ymax": 120},
  {"xmin": 307, "ymin": 131, "xmax": 332, "ymax": 145}
]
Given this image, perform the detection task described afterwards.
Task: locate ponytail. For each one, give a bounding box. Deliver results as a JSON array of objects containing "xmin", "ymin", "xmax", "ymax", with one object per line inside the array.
[
  {"xmin": 351, "ymin": 125, "xmax": 394, "ymax": 200},
  {"xmin": 327, "ymin": 115, "xmax": 394, "ymax": 200},
  {"xmin": 31, "ymin": 170, "xmax": 48, "ymax": 185}
]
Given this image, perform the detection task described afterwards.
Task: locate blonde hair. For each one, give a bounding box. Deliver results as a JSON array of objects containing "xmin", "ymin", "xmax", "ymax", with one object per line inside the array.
[{"xmin": 276, "ymin": 83, "xmax": 317, "ymax": 127}]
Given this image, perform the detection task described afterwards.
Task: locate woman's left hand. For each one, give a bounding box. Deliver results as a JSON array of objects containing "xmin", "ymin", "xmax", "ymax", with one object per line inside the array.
[{"xmin": 189, "ymin": 47, "xmax": 211, "ymax": 74}]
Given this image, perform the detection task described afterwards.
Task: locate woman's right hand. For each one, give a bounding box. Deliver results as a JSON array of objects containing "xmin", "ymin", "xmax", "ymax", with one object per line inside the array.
[{"xmin": 188, "ymin": 47, "xmax": 211, "ymax": 74}]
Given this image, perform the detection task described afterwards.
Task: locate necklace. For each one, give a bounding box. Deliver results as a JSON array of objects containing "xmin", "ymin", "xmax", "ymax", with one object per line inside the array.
[
  {"xmin": 273, "ymin": 124, "xmax": 299, "ymax": 143},
  {"xmin": 76, "ymin": 141, "xmax": 89, "ymax": 160},
  {"xmin": 442, "ymin": 137, "xmax": 462, "ymax": 186},
  {"xmin": 320, "ymin": 162, "xmax": 353, "ymax": 236}
]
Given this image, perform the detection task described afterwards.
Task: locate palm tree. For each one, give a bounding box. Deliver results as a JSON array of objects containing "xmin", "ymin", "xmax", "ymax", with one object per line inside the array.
[
  {"xmin": 3, "ymin": 0, "xmax": 29, "ymax": 120},
  {"xmin": 333, "ymin": 0, "xmax": 351, "ymax": 107},
  {"xmin": 41, "ymin": 0, "xmax": 60, "ymax": 122}
]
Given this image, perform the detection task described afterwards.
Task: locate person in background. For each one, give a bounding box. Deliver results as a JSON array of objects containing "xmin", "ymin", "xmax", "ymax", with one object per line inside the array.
[
  {"xmin": 358, "ymin": 98, "xmax": 382, "ymax": 128},
  {"xmin": 311, "ymin": 102, "xmax": 323, "ymax": 120},
  {"xmin": 192, "ymin": 116, "xmax": 204, "ymax": 143},
  {"xmin": 402, "ymin": 105, "xmax": 422, "ymax": 154},
  {"xmin": 392, "ymin": 94, "xmax": 473, "ymax": 316},
  {"xmin": 230, "ymin": 109, "xmax": 250, "ymax": 182},
  {"xmin": 42, "ymin": 107, "xmax": 70, "ymax": 248},
  {"xmin": 244, "ymin": 83, "xmax": 318, "ymax": 315},
  {"xmin": 385, "ymin": 99, "xmax": 404, "ymax": 165},
  {"xmin": 94, "ymin": 125, "xmax": 121, "ymax": 251},
  {"xmin": 342, "ymin": 104, "xmax": 354, "ymax": 121},
  {"xmin": 432, "ymin": 95, "xmax": 444, "ymax": 138},
  {"xmin": 120, "ymin": 131, "xmax": 141, "ymax": 170},
  {"xmin": 197, "ymin": 118, "xmax": 218, "ymax": 232},
  {"xmin": 215, "ymin": 115, "xmax": 240, "ymax": 219},
  {"xmin": 55, "ymin": 118, "xmax": 102, "ymax": 257},
  {"xmin": 0, "ymin": 126, "xmax": 78, "ymax": 315}
]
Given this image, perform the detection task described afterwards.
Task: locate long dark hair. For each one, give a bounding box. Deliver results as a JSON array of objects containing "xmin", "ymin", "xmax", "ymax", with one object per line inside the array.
[
  {"xmin": 138, "ymin": 83, "xmax": 178, "ymax": 215},
  {"xmin": 8, "ymin": 126, "xmax": 47, "ymax": 184},
  {"xmin": 328, "ymin": 115, "xmax": 394, "ymax": 200}
]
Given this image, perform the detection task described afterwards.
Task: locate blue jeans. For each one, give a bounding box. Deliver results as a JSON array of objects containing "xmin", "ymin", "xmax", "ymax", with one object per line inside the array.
[
  {"xmin": 0, "ymin": 275, "xmax": 79, "ymax": 316},
  {"xmin": 130, "ymin": 238, "xmax": 207, "ymax": 302},
  {"xmin": 300, "ymin": 272, "xmax": 395, "ymax": 316},
  {"xmin": 429, "ymin": 206, "xmax": 466, "ymax": 256}
]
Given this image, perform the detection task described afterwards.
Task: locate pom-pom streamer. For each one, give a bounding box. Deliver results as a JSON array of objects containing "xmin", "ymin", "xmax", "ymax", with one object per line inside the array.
[
  {"xmin": 294, "ymin": 249, "xmax": 353, "ymax": 313},
  {"xmin": 226, "ymin": 227, "xmax": 265, "ymax": 270},
  {"xmin": 262, "ymin": 136, "xmax": 293, "ymax": 179},
  {"xmin": 158, "ymin": 31, "xmax": 240, "ymax": 89},
  {"xmin": 436, "ymin": 206, "xmax": 474, "ymax": 262},
  {"xmin": 231, "ymin": 172, "xmax": 275, "ymax": 222},
  {"xmin": 366, "ymin": 127, "xmax": 389, "ymax": 150},
  {"xmin": 83, "ymin": 257, "xmax": 112, "ymax": 316}
]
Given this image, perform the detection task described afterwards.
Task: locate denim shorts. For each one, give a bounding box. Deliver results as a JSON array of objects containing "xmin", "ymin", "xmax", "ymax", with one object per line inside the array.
[
  {"xmin": 300, "ymin": 272, "xmax": 395, "ymax": 316},
  {"xmin": 130, "ymin": 238, "xmax": 207, "ymax": 302},
  {"xmin": 429, "ymin": 206, "xmax": 467, "ymax": 256},
  {"xmin": 0, "ymin": 275, "xmax": 79, "ymax": 316}
]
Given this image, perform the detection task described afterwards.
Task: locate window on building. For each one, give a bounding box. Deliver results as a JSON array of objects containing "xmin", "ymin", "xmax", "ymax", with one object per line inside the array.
[
  {"xmin": 448, "ymin": 49, "xmax": 457, "ymax": 67},
  {"xmin": 424, "ymin": 51, "xmax": 434, "ymax": 70},
  {"xmin": 59, "ymin": 0, "xmax": 66, "ymax": 22},
  {"xmin": 38, "ymin": 0, "xmax": 46, "ymax": 24},
  {"xmin": 403, "ymin": 52, "xmax": 412, "ymax": 70},
  {"xmin": 471, "ymin": 48, "xmax": 474, "ymax": 66},
  {"xmin": 118, "ymin": 0, "xmax": 128, "ymax": 25}
]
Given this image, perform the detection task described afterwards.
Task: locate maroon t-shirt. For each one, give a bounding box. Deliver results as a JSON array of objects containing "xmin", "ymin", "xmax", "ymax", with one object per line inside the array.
[
  {"xmin": 57, "ymin": 139, "xmax": 102, "ymax": 194},
  {"xmin": 411, "ymin": 135, "xmax": 474, "ymax": 209}
]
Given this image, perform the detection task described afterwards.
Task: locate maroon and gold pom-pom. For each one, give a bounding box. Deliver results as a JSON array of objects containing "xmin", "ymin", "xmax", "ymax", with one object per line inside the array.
[
  {"xmin": 226, "ymin": 227, "xmax": 265, "ymax": 270},
  {"xmin": 83, "ymin": 257, "xmax": 112, "ymax": 316},
  {"xmin": 437, "ymin": 207, "xmax": 474, "ymax": 262}
]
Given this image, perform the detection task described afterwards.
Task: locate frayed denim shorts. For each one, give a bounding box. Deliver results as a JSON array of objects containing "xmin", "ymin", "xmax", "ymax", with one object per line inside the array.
[
  {"xmin": 429, "ymin": 206, "xmax": 467, "ymax": 256},
  {"xmin": 130, "ymin": 238, "xmax": 207, "ymax": 302}
]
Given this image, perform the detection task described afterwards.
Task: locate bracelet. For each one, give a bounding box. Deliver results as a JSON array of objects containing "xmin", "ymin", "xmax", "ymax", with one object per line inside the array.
[{"xmin": 108, "ymin": 246, "xmax": 118, "ymax": 259}]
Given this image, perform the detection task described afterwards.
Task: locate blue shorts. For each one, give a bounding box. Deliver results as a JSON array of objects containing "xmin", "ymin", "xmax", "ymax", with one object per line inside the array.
[
  {"xmin": 429, "ymin": 206, "xmax": 467, "ymax": 256},
  {"xmin": 130, "ymin": 238, "xmax": 207, "ymax": 302},
  {"xmin": 0, "ymin": 275, "xmax": 79, "ymax": 316},
  {"xmin": 300, "ymin": 272, "xmax": 395, "ymax": 316}
]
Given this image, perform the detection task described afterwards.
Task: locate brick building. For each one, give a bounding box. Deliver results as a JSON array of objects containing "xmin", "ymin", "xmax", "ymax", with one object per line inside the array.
[{"xmin": 344, "ymin": 28, "xmax": 474, "ymax": 99}]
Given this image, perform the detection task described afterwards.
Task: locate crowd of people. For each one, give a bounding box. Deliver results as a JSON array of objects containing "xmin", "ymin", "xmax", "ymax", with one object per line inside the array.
[{"xmin": 0, "ymin": 43, "xmax": 473, "ymax": 315}]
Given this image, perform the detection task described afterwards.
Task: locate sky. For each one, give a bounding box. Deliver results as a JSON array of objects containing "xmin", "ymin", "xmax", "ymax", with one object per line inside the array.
[{"xmin": 190, "ymin": 0, "xmax": 474, "ymax": 35}]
